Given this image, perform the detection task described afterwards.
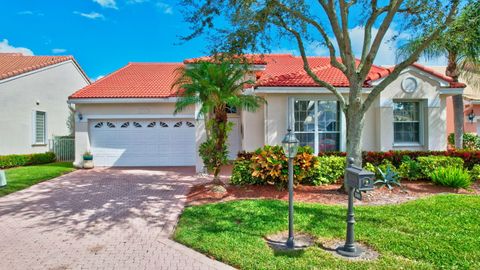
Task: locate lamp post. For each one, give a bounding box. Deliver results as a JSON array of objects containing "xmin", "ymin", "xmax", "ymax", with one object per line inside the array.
[{"xmin": 282, "ymin": 128, "xmax": 299, "ymax": 249}]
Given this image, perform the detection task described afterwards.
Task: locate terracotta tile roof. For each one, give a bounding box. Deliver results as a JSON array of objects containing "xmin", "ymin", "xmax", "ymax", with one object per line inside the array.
[
  {"xmin": 256, "ymin": 55, "xmax": 463, "ymax": 88},
  {"xmin": 70, "ymin": 54, "xmax": 464, "ymax": 100},
  {"xmin": 69, "ymin": 63, "xmax": 183, "ymax": 99},
  {"xmin": 184, "ymin": 54, "xmax": 269, "ymax": 65},
  {"xmin": 0, "ymin": 53, "xmax": 86, "ymax": 81}
]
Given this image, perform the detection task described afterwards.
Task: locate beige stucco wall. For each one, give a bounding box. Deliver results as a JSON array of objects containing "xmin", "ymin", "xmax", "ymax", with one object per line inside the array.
[
  {"xmin": 72, "ymin": 102, "xmax": 196, "ymax": 168},
  {"xmin": 0, "ymin": 61, "xmax": 89, "ymax": 155},
  {"xmin": 246, "ymin": 68, "xmax": 452, "ymax": 153},
  {"xmin": 378, "ymin": 69, "xmax": 448, "ymax": 151}
]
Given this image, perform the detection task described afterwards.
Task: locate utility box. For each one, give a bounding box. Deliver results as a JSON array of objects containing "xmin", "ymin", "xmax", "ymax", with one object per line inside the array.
[
  {"xmin": 0, "ymin": 170, "xmax": 6, "ymax": 187},
  {"xmin": 345, "ymin": 164, "xmax": 375, "ymax": 191}
]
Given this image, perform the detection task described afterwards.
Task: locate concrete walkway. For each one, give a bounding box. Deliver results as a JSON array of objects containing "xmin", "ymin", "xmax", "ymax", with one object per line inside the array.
[{"xmin": 0, "ymin": 167, "xmax": 235, "ymax": 270}]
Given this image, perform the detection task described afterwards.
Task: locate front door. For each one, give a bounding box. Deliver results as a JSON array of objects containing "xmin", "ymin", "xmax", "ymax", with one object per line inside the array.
[{"xmin": 227, "ymin": 117, "xmax": 241, "ymax": 160}]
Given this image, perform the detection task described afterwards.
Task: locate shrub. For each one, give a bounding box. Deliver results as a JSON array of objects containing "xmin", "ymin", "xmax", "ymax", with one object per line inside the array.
[
  {"xmin": 249, "ymin": 145, "xmax": 317, "ymax": 187},
  {"xmin": 199, "ymin": 138, "xmax": 228, "ymax": 174},
  {"xmin": 230, "ymin": 158, "xmax": 261, "ymax": 185},
  {"xmin": 319, "ymin": 150, "xmax": 480, "ymax": 169},
  {"xmin": 398, "ymin": 156, "xmax": 423, "ymax": 180},
  {"xmin": 448, "ymin": 133, "xmax": 480, "ymax": 150},
  {"xmin": 0, "ymin": 152, "xmax": 56, "ymax": 169},
  {"xmin": 417, "ymin": 156, "xmax": 464, "ymax": 178},
  {"xmin": 429, "ymin": 167, "xmax": 471, "ymax": 188},
  {"xmin": 364, "ymin": 162, "xmax": 376, "ymax": 174},
  {"xmin": 308, "ymin": 156, "xmax": 346, "ymax": 185},
  {"xmin": 470, "ymin": 164, "xmax": 480, "ymax": 181}
]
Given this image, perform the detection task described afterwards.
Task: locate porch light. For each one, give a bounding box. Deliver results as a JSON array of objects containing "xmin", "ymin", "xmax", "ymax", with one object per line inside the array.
[
  {"xmin": 468, "ymin": 110, "xmax": 475, "ymax": 123},
  {"xmin": 282, "ymin": 129, "xmax": 300, "ymax": 158},
  {"xmin": 78, "ymin": 113, "xmax": 83, "ymax": 121}
]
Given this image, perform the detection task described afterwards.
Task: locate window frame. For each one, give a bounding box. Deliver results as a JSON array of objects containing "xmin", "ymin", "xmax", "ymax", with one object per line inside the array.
[
  {"xmin": 290, "ymin": 98, "xmax": 341, "ymax": 154},
  {"xmin": 32, "ymin": 110, "xmax": 47, "ymax": 145},
  {"xmin": 392, "ymin": 100, "xmax": 425, "ymax": 146}
]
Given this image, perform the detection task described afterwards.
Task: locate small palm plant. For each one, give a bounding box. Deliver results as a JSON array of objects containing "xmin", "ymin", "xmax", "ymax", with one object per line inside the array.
[
  {"xmin": 375, "ymin": 165, "xmax": 401, "ymax": 190},
  {"xmin": 173, "ymin": 58, "xmax": 265, "ymax": 184}
]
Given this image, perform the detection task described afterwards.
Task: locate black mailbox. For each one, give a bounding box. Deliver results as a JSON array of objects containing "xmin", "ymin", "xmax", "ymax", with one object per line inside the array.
[{"xmin": 345, "ymin": 163, "xmax": 375, "ymax": 191}]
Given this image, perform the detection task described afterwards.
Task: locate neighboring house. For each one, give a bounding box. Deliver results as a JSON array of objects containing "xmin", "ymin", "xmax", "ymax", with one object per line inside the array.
[
  {"xmin": 429, "ymin": 66, "xmax": 480, "ymax": 136},
  {"xmin": 69, "ymin": 54, "xmax": 464, "ymax": 171},
  {"xmin": 0, "ymin": 53, "xmax": 90, "ymax": 155}
]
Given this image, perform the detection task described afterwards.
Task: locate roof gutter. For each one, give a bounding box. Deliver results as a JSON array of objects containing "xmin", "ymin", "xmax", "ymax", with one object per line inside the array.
[{"xmin": 68, "ymin": 97, "xmax": 179, "ymax": 104}]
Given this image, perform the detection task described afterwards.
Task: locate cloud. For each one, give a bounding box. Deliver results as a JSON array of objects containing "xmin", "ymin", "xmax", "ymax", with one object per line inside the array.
[
  {"xmin": 92, "ymin": 75, "xmax": 105, "ymax": 82},
  {"xmin": 93, "ymin": 0, "xmax": 117, "ymax": 9},
  {"xmin": 17, "ymin": 10, "xmax": 44, "ymax": 16},
  {"xmin": 270, "ymin": 48, "xmax": 299, "ymax": 55},
  {"xmin": 52, "ymin": 48, "xmax": 67, "ymax": 54},
  {"xmin": 127, "ymin": 0, "xmax": 148, "ymax": 3},
  {"xmin": 0, "ymin": 39, "xmax": 34, "ymax": 56},
  {"xmin": 74, "ymin": 11, "xmax": 105, "ymax": 20},
  {"xmin": 156, "ymin": 2, "xmax": 173, "ymax": 14},
  {"xmin": 306, "ymin": 26, "xmax": 411, "ymax": 66}
]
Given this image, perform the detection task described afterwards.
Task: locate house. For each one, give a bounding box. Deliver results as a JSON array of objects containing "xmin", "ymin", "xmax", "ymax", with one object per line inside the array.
[
  {"xmin": 429, "ymin": 66, "xmax": 480, "ymax": 136},
  {"xmin": 0, "ymin": 53, "xmax": 90, "ymax": 155},
  {"xmin": 68, "ymin": 54, "xmax": 464, "ymax": 171}
]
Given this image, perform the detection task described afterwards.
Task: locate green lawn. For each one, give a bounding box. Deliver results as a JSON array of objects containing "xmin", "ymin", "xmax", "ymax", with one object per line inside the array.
[
  {"xmin": 1, "ymin": 162, "xmax": 75, "ymax": 197},
  {"xmin": 175, "ymin": 195, "xmax": 480, "ymax": 270}
]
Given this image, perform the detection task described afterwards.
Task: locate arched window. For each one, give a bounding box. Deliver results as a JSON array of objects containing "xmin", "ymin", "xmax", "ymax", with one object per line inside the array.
[
  {"xmin": 173, "ymin": 121, "xmax": 183, "ymax": 128},
  {"xmin": 107, "ymin": 122, "xmax": 116, "ymax": 128},
  {"xmin": 94, "ymin": 122, "xmax": 104, "ymax": 128},
  {"xmin": 159, "ymin": 122, "xmax": 168, "ymax": 128},
  {"xmin": 147, "ymin": 122, "xmax": 156, "ymax": 128},
  {"xmin": 121, "ymin": 122, "xmax": 130, "ymax": 128},
  {"xmin": 186, "ymin": 121, "xmax": 195, "ymax": 128},
  {"xmin": 133, "ymin": 122, "xmax": 142, "ymax": 128}
]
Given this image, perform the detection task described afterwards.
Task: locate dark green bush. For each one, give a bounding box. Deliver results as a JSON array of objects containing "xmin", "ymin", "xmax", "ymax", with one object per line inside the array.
[
  {"xmin": 0, "ymin": 152, "xmax": 56, "ymax": 169},
  {"xmin": 417, "ymin": 156, "xmax": 464, "ymax": 178},
  {"xmin": 309, "ymin": 156, "xmax": 346, "ymax": 185},
  {"xmin": 429, "ymin": 167, "xmax": 471, "ymax": 188},
  {"xmin": 470, "ymin": 164, "xmax": 480, "ymax": 181},
  {"xmin": 398, "ymin": 156, "xmax": 423, "ymax": 180},
  {"xmin": 230, "ymin": 158, "xmax": 262, "ymax": 185},
  {"xmin": 448, "ymin": 133, "xmax": 480, "ymax": 150}
]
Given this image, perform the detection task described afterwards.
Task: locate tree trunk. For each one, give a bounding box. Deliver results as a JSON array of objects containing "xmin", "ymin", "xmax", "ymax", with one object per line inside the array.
[
  {"xmin": 452, "ymin": 94, "xmax": 464, "ymax": 149},
  {"xmin": 342, "ymin": 89, "xmax": 366, "ymax": 192},
  {"xmin": 212, "ymin": 106, "xmax": 228, "ymax": 185},
  {"xmin": 446, "ymin": 52, "xmax": 463, "ymax": 149}
]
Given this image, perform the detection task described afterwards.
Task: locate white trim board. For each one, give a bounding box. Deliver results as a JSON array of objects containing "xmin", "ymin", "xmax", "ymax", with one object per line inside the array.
[{"xmin": 79, "ymin": 114, "xmax": 194, "ymax": 123}]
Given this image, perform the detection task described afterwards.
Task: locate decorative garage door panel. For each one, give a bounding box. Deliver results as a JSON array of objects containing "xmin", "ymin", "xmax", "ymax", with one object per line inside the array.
[{"xmin": 90, "ymin": 120, "xmax": 196, "ymax": 166}]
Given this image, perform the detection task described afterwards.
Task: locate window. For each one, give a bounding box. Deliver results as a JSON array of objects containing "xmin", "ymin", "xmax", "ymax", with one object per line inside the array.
[
  {"xmin": 159, "ymin": 121, "xmax": 168, "ymax": 128},
  {"xmin": 121, "ymin": 122, "xmax": 130, "ymax": 128},
  {"xmin": 174, "ymin": 121, "xmax": 183, "ymax": 128},
  {"xmin": 94, "ymin": 122, "xmax": 104, "ymax": 128},
  {"xmin": 34, "ymin": 111, "xmax": 46, "ymax": 144},
  {"xmin": 186, "ymin": 121, "xmax": 195, "ymax": 128},
  {"xmin": 133, "ymin": 122, "xmax": 142, "ymax": 128},
  {"xmin": 147, "ymin": 122, "xmax": 156, "ymax": 128},
  {"xmin": 293, "ymin": 100, "xmax": 340, "ymax": 153},
  {"xmin": 393, "ymin": 101, "xmax": 421, "ymax": 144}
]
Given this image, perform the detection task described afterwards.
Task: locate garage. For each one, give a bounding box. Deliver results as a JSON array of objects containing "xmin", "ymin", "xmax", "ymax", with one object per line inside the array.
[{"xmin": 90, "ymin": 119, "xmax": 196, "ymax": 167}]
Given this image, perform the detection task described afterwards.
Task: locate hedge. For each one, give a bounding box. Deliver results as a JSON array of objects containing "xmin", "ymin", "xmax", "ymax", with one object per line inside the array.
[
  {"xmin": 318, "ymin": 150, "xmax": 480, "ymax": 169},
  {"xmin": 0, "ymin": 152, "xmax": 56, "ymax": 169}
]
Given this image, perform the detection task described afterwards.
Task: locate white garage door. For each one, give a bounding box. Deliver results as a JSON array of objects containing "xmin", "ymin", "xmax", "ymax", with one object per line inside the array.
[{"xmin": 90, "ymin": 119, "xmax": 196, "ymax": 167}]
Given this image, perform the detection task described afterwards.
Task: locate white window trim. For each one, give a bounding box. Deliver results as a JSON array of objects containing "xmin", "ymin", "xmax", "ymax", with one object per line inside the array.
[
  {"xmin": 288, "ymin": 97, "xmax": 344, "ymax": 154},
  {"xmin": 32, "ymin": 110, "xmax": 47, "ymax": 146},
  {"xmin": 392, "ymin": 100, "xmax": 425, "ymax": 147}
]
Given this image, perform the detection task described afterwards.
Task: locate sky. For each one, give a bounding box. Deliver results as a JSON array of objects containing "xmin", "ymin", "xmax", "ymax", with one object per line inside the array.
[{"xmin": 0, "ymin": 0, "xmax": 446, "ymax": 80}]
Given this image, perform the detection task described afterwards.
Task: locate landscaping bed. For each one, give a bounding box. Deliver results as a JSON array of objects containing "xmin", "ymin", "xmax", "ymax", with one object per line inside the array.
[
  {"xmin": 187, "ymin": 179, "xmax": 480, "ymax": 206},
  {"xmin": 175, "ymin": 195, "xmax": 480, "ymax": 270}
]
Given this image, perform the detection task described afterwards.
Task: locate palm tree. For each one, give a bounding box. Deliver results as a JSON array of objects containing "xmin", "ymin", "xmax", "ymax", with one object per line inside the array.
[
  {"xmin": 173, "ymin": 60, "xmax": 265, "ymax": 184},
  {"xmin": 398, "ymin": 1, "xmax": 480, "ymax": 149}
]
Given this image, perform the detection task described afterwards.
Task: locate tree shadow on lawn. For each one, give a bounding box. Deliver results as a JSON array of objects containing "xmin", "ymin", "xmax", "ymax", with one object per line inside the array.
[{"xmin": 0, "ymin": 167, "xmax": 210, "ymax": 238}]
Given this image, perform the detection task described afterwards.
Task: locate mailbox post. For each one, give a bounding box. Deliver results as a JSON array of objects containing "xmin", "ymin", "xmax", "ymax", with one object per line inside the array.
[{"xmin": 337, "ymin": 158, "xmax": 375, "ymax": 257}]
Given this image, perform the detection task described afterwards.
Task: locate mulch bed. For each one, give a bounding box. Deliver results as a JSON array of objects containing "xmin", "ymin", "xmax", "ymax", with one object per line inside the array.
[{"xmin": 187, "ymin": 178, "xmax": 480, "ymax": 206}]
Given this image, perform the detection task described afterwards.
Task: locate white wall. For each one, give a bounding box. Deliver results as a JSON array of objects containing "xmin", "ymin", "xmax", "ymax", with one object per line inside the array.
[{"xmin": 0, "ymin": 61, "xmax": 89, "ymax": 155}]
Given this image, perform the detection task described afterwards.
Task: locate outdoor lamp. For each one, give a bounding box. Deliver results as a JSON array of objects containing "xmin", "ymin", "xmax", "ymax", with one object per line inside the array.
[
  {"xmin": 282, "ymin": 129, "xmax": 300, "ymax": 158},
  {"xmin": 281, "ymin": 128, "xmax": 299, "ymax": 249},
  {"xmin": 468, "ymin": 110, "xmax": 475, "ymax": 123},
  {"xmin": 78, "ymin": 113, "xmax": 83, "ymax": 121}
]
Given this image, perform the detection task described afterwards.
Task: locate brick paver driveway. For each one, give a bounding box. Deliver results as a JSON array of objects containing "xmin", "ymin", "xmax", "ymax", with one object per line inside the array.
[{"xmin": 0, "ymin": 167, "xmax": 235, "ymax": 270}]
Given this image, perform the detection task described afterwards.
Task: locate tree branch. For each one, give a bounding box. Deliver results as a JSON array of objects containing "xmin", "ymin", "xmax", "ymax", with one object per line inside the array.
[
  {"xmin": 276, "ymin": 16, "xmax": 347, "ymax": 111},
  {"xmin": 360, "ymin": 1, "xmax": 460, "ymax": 114},
  {"xmin": 359, "ymin": 0, "xmax": 404, "ymax": 80},
  {"xmin": 272, "ymin": 1, "xmax": 346, "ymax": 72}
]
